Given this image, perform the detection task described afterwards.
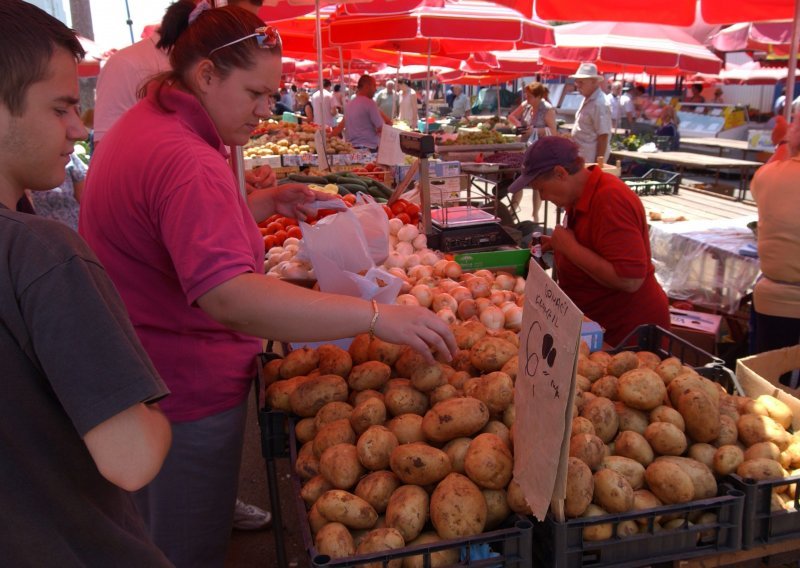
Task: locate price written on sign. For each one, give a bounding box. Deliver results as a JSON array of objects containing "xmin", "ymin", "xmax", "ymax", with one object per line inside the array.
[{"xmin": 514, "ymin": 261, "xmax": 583, "ymax": 522}]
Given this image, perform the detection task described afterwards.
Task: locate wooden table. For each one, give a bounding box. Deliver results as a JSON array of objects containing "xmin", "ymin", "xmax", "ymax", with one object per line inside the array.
[
  {"xmin": 611, "ymin": 149, "xmax": 763, "ymax": 201},
  {"xmin": 680, "ymin": 137, "xmax": 772, "ymax": 160}
]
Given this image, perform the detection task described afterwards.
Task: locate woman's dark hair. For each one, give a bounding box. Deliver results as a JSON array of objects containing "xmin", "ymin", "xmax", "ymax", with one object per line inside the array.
[
  {"xmin": 0, "ymin": 0, "xmax": 85, "ymax": 116},
  {"xmin": 149, "ymin": 2, "xmax": 278, "ymax": 108}
]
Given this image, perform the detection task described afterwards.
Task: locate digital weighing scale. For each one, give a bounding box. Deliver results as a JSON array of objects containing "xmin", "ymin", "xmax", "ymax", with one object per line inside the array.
[{"xmin": 398, "ymin": 131, "xmax": 517, "ymax": 253}]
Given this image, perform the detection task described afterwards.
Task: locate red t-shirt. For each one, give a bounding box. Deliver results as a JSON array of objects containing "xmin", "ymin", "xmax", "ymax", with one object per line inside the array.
[
  {"xmin": 80, "ymin": 84, "xmax": 263, "ymax": 422},
  {"xmin": 555, "ymin": 166, "xmax": 670, "ymax": 346}
]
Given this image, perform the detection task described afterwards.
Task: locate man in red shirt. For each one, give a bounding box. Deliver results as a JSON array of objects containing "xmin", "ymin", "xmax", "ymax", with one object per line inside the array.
[{"xmin": 509, "ymin": 136, "xmax": 670, "ymax": 345}]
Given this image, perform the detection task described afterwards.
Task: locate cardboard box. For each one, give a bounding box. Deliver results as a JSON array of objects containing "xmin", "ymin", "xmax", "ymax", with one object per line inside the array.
[
  {"xmin": 736, "ymin": 345, "xmax": 800, "ymax": 430},
  {"xmin": 669, "ymin": 308, "xmax": 723, "ymax": 355},
  {"xmin": 580, "ymin": 321, "xmax": 604, "ymax": 352},
  {"xmin": 453, "ymin": 248, "xmax": 530, "ymax": 275}
]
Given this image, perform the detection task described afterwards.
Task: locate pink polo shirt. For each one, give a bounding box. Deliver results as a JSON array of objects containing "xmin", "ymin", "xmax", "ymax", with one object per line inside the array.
[{"xmin": 80, "ymin": 84, "xmax": 263, "ymax": 422}]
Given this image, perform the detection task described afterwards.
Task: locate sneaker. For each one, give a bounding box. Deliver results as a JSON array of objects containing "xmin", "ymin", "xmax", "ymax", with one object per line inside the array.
[{"xmin": 233, "ymin": 499, "xmax": 272, "ymax": 531}]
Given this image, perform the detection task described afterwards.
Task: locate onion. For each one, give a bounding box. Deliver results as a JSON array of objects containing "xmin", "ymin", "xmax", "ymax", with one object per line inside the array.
[
  {"xmin": 450, "ymin": 286, "xmax": 472, "ymax": 304},
  {"xmin": 437, "ymin": 308, "xmax": 457, "ymax": 325},
  {"xmin": 504, "ymin": 306, "xmax": 523, "ymax": 331},
  {"xmin": 475, "ymin": 297, "xmax": 493, "ymax": 313},
  {"xmin": 399, "ymin": 279, "xmax": 413, "ymax": 294},
  {"xmin": 513, "ymin": 276, "xmax": 526, "ymax": 295},
  {"xmin": 494, "ymin": 273, "xmax": 515, "ymax": 291},
  {"xmin": 516, "ymin": 295, "xmax": 525, "ymax": 307},
  {"xmin": 269, "ymin": 246, "xmax": 284, "ymax": 256},
  {"xmin": 283, "ymin": 237, "xmax": 301, "ymax": 247},
  {"xmin": 283, "ymin": 244, "xmax": 299, "ymax": 255},
  {"xmin": 412, "ymin": 233, "xmax": 428, "ymax": 250},
  {"xmin": 389, "ymin": 235, "xmax": 399, "ymax": 249},
  {"xmin": 395, "ymin": 241, "xmax": 414, "ymax": 256},
  {"xmin": 384, "ymin": 252, "xmax": 406, "ymax": 269},
  {"xmin": 408, "ymin": 264, "xmax": 433, "ymax": 281},
  {"xmin": 444, "ymin": 261, "xmax": 463, "ymax": 280},
  {"xmin": 282, "ymin": 263, "xmax": 309, "ymax": 279},
  {"xmin": 474, "ymin": 269, "xmax": 495, "ymax": 283},
  {"xmin": 278, "ymin": 250, "xmax": 295, "ymax": 263},
  {"xmin": 432, "ymin": 293, "xmax": 458, "ymax": 313},
  {"xmin": 396, "ymin": 293, "xmax": 420, "ymax": 306},
  {"xmin": 438, "ymin": 279, "xmax": 460, "ymax": 293},
  {"xmin": 410, "ymin": 284, "xmax": 434, "ymax": 308},
  {"xmin": 387, "ymin": 267, "xmax": 408, "ymax": 280},
  {"xmin": 388, "ymin": 217, "xmax": 404, "ymax": 236},
  {"xmin": 433, "ymin": 259, "xmax": 449, "ymax": 277},
  {"xmin": 420, "ymin": 251, "xmax": 439, "ymax": 266},
  {"xmin": 480, "ymin": 305, "xmax": 505, "ymax": 330},
  {"xmin": 500, "ymin": 301, "xmax": 518, "ymax": 314},
  {"xmin": 416, "ymin": 276, "xmax": 438, "ymax": 288},
  {"xmin": 404, "ymin": 253, "xmax": 421, "ymax": 269},
  {"xmin": 457, "ymin": 299, "xmax": 479, "ymax": 320},
  {"xmin": 266, "ymin": 255, "xmax": 281, "ymax": 269},
  {"xmin": 489, "ymin": 289, "xmax": 506, "ymax": 306},
  {"xmin": 397, "ymin": 224, "xmax": 420, "ymax": 243},
  {"xmin": 465, "ymin": 277, "xmax": 491, "ymax": 299}
]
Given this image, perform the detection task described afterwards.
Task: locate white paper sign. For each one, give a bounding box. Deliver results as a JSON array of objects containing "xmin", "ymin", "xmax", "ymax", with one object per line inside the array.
[
  {"xmin": 514, "ymin": 261, "xmax": 583, "ymax": 522},
  {"xmin": 315, "ymin": 129, "xmax": 330, "ymax": 171},
  {"xmin": 377, "ymin": 125, "xmax": 407, "ymax": 166}
]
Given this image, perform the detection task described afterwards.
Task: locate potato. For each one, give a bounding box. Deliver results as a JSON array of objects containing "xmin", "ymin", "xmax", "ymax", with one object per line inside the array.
[
  {"xmin": 615, "ymin": 403, "xmax": 648, "ymax": 435},
  {"xmin": 500, "ymin": 355, "xmax": 519, "ymax": 381},
  {"xmin": 320, "ymin": 443, "xmax": 365, "ymax": 490},
  {"xmin": 668, "ymin": 374, "xmax": 717, "ymax": 408},
  {"xmin": 308, "ymin": 502, "xmax": 328, "ymax": 536},
  {"xmin": 449, "ymin": 349, "xmax": 478, "ymax": 375},
  {"xmin": 572, "ymin": 416, "xmax": 596, "ymax": 437},
  {"xmin": 614, "ymin": 430, "xmax": 654, "ymax": 467},
  {"xmin": 569, "ymin": 433, "xmax": 606, "ymax": 470},
  {"xmin": 422, "ymin": 397, "xmax": 490, "ymax": 443},
  {"xmin": 565, "ymin": 457, "xmax": 594, "ymax": 518},
  {"xmin": 492, "ymin": 329, "xmax": 519, "ymax": 347},
  {"xmin": 453, "ymin": 320, "xmax": 487, "ymax": 350},
  {"xmin": 429, "ymin": 384, "xmax": 458, "ymax": 406},
  {"xmin": 301, "ymin": 475, "xmax": 334, "ymax": 509},
  {"xmin": 655, "ymin": 357, "xmax": 682, "ymax": 385},
  {"xmin": 482, "ymin": 488, "xmax": 511, "ymax": 530},
  {"xmin": 463, "ymin": 433, "xmax": 513, "ymax": 490},
  {"xmin": 599, "ymin": 456, "xmax": 645, "ymax": 490},
  {"xmin": 472, "ymin": 372, "xmax": 514, "ymax": 415},
  {"xmin": 442, "ymin": 437, "xmax": 472, "ymax": 474},
  {"xmin": 632, "ymin": 489, "xmax": 663, "ymax": 526},
  {"xmin": 581, "ymin": 397, "xmax": 619, "ymax": 443},
  {"xmin": 502, "ymin": 403, "xmax": 516, "ymax": 429},
  {"xmin": 589, "ymin": 351, "xmax": 612, "ymax": 373},
  {"xmin": 756, "ymin": 395, "xmax": 793, "ymax": 430},
  {"xmin": 577, "ymin": 357, "xmax": 604, "ymax": 382},
  {"xmin": 368, "ymin": 338, "xmax": 404, "ymax": 367},
  {"xmin": 395, "ymin": 346, "xmax": 428, "ymax": 379},
  {"xmin": 713, "ymin": 445, "xmax": 745, "ymax": 476},
  {"xmin": 649, "ymin": 405, "xmax": 685, "ymax": 431},
  {"xmin": 410, "ymin": 364, "xmax": 445, "ymax": 393},
  {"xmin": 644, "ymin": 460, "xmax": 695, "ymax": 504},
  {"xmin": 591, "ymin": 375, "xmax": 619, "ymax": 400},
  {"xmin": 636, "ymin": 351, "xmax": 661, "ymax": 370},
  {"xmin": 316, "ymin": 490, "xmax": 378, "ymax": 530},
  {"xmin": 280, "ymin": 346, "xmax": 319, "ymax": 379},
  {"xmin": 317, "ymin": 344, "xmax": 353, "ymax": 378},
  {"xmin": 678, "ymin": 389, "xmax": 720, "ymax": 444},
  {"xmin": 390, "ymin": 442, "xmax": 452, "ymax": 485},
  {"xmin": 350, "ymin": 397, "xmax": 387, "ymax": 435},
  {"xmin": 657, "ymin": 456, "xmax": 717, "ymax": 499},
  {"xmin": 744, "ymin": 441, "xmax": 782, "ymax": 462},
  {"xmin": 385, "ymin": 485, "xmax": 429, "ymax": 542},
  {"xmin": 736, "ymin": 458, "xmax": 786, "ymax": 481},
  {"xmin": 402, "ymin": 533, "xmax": 459, "ymax": 568},
  {"xmin": 358, "ymin": 425, "xmax": 399, "ymax": 471},
  {"xmin": 617, "ymin": 368, "xmax": 667, "ymax": 411},
  {"xmin": 715, "ymin": 415, "xmax": 738, "ymax": 447},
  {"xmin": 315, "ymin": 522, "xmax": 355, "ymax": 559},
  {"xmin": 644, "ymin": 422, "xmax": 687, "ymax": 456},
  {"xmin": 315, "ymin": 401, "xmax": 354, "ymax": 430},
  {"xmin": 506, "ymin": 478, "xmax": 532, "ymax": 514},
  {"xmin": 266, "ymin": 375, "xmax": 312, "ymax": 412},
  {"xmin": 581, "ymin": 504, "xmax": 613, "ymax": 541},
  {"xmin": 295, "ymin": 417, "xmax": 317, "ymax": 445},
  {"xmin": 348, "ymin": 361, "xmax": 392, "ymax": 392},
  {"xmin": 384, "ymin": 385, "xmax": 429, "ymax": 417},
  {"xmin": 350, "ymin": 389, "xmax": 384, "ymax": 407},
  {"xmin": 737, "ymin": 414, "xmax": 791, "ymax": 450},
  {"xmin": 348, "ymin": 333, "xmax": 371, "ymax": 365},
  {"xmin": 593, "ymin": 468, "xmax": 634, "ymax": 513},
  {"xmin": 355, "ymin": 471, "xmax": 401, "ymax": 514},
  {"xmin": 296, "ymin": 441, "xmax": 320, "ymax": 481},
  {"xmin": 469, "ymin": 337, "xmax": 517, "ymax": 373},
  {"xmin": 356, "ymin": 527, "xmax": 405, "ymax": 568},
  {"xmin": 607, "ymin": 351, "xmax": 639, "ymax": 377},
  {"xmin": 386, "ymin": 413, "xmax": 426, "ymax": 445},
  {"xmin": 576, "ymin": 374, "xmax": 593, "ymax": 393},
  {"xmin": 314, "ymin": 418, "xmax": 356, "ymax": 458},
  {"xmin": 430, "ymin": 473, "xmax": 487, "ymax": 538},
  {"xmin": 290, "ymin": 374, "xmax": 349, "ymax": 417},
  {"xmin": 687, "ymin": 443, "xmax": 718, "ymax": 471},
  {"xmin": 481, "ymin": 420, "xmax": 511, "ymax": 448}
]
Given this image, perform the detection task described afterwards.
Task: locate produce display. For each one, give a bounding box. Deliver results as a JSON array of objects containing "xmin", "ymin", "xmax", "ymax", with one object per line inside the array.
[
  {"xmin": 245, "ymin": 120, "xmax": 355, "ymax": 157},
  {"xmin": 438, "ymin": 128, "xmax": 508, "ymax": 146}
]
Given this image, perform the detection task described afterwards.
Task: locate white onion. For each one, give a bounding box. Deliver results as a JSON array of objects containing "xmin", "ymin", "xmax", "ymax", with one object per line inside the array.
[
  {"xmin": 269, "ymin": 246, "xmax": 284, "ymax": 256},
  {"xmin": 266, "ymin": 255, "xmax": 282, "ymax": 269},
  {"xmin": 504, "ymin": 306, "xmax": 523, "ymax": 331},
  {"xmin": 283, "ymin": 244, "xmax": 299, "ymax": 255},
  {"xmin": 489, "ymin": 289, "xmax": 506, "ymax": 306},
  {"xmin": 500, "ymin": 301, "xmax": 518, "ymax": 314},
  {"xmin": 437, "ymin": 308, "xmax": 457, "ymax": 325},
  {"xmin": 475, "ymin": 297, "xmax": 493, "ymax": 312},
  {"xmin": 420, "ymin": 251, "xmax": 439, "ymax": 266},
  {"xmin": 450, "ymin": 286, "xmax": 472, "ymax": 304},
  {"xmin": 283, "ymin": 263, "xmax": 309, "ymax": 279},
  {"xmin": 494, "ymin": 273, "xmax": 515, "ymax": 291},
  {"xmin": 504, "ymin": 291, "xmax": 517, "ymax": 303},
  {"xmin": 283, "ymin": 237, "xmax": 301, "ymax": 247},
  {"xmin": 389, "ymin": 234, "xmax": 399, "ymax": 249},
  {"xmin": 516, "ymin": 295, "xmax": 525, "ymax": 307},
  {"xmin": 408, "ymin": 264, "xmax": 434, "ymax": 281},
  {"xmin": 388, "ymin": 217, "xmax": 404, "ymax": 236},
  {"xmin": 480, "ymin": 305, "xmax": 505, "ymax": 330},
  {"xmin": 457, "ymin": 299, "xmax": 479, "ymax": 320},
  {"xmin": 416, "ymin": 276, "xmax": 438, "ymax": 288},
  {"xmin": 395, "ymin": 241, "xmax": 414, "ymax": 256},
  {"xmin": 460, "ymin": 272, "xmax": 476, "ymax": 282},
  {"xmin": 387, "ymin": 267, "xmax": 408, "ymax": 280},
  {"xmin": 396, "ymin": 293, "xmax": 420, "ymax": 306},
  {"xmin": 444, "ymin": 261, "xmax": 463, "ymax": 279},
  {"xmin": 410, "ymin": 284, "xmax": 434, "ymax": 308},
  {"xmin": 465, "ymin": 277, "xmax": 491, "ymax": 299},
  {"xmin": 433, "ymin": 259, "xmax": 449, "ymax": 277},
  {"xmin": 397, "ymin": 224, "xmax": 420, "ymax": 243},
  {"xmin": 399, "ymin": 279, "xmax": 412, "ymax": 294},
  {"xmin": 412, "ymin": 233, "xmax": 428, "ymax": 250},
  {"xmin": 432, "ymin": 293, "xmax": 458, "ymax": 313},
  {"xmin": 404, "ymin": 253, "xmax": 421, "ymax": 269},
  {"xmin": 278, "ymin": 250, "xmax": 295, "ymax": 263},
  {"xmin": 474, "ymin": 269, "xmax": 495, "ymax": 282},
  {"xmin": 438, "ymin": 279, "xmax": 460, "ymax": 293},
  {"xmin": 384, "ymin": 251, "xmax": 407, "ymax": 269},
  {"xmin": 513, "ymin": 276, "xmax": 526, "ymax": 295}
]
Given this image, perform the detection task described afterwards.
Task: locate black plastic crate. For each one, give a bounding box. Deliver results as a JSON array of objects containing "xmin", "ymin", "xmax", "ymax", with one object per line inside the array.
[
  {"xmin": 622, "ymin": 169, "xmax": 680, "ymax": 196},
  {"xmin": 255, "ymin": 352, "xmax": 290, "ymax": 460},
  {"xmin": 728, "ymin": 472, "xmax": 800, "ymax": 549},
  {"xmin": 533, "ymin": 488, "xmax": 744, "ymax": 568},
  {"xmin": 288, "ymin": 422, "xmax": 533, "ymax": 567}
]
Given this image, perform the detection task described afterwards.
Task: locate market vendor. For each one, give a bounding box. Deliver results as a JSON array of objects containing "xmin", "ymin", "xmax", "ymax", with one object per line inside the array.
[
  {"xmin": 570, "ymin": 62, "xmax": 612, "ymax": 165},
  {"xmin": 80, "ymin": 4, "xmax": 456, "ymax": 567},
  {"xmin": 509, "ymin": 136, "xmax": 670, "ymax": 345},
  {"xmin": 332, "ymin": 74, "xmax": 392, "ymax": 151}
]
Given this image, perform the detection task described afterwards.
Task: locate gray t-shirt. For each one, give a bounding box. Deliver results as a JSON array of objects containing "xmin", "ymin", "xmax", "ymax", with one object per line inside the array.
[
  {"xmin": 344, "ymin": 95, "xmax": 385, "ymax": 150},
  {"xmin": 0, "ymin": 207, "xmax": 171, "ymax": 566}
]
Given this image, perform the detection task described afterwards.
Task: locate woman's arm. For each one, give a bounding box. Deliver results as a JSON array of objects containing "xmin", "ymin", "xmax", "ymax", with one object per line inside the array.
[
  {"xmin": 540, "ymin": 107, "xmax": 557, "ymax": 137},
  {"xmin": 507, "ymin": 104, "xmax": 524, "ymax": 127}
]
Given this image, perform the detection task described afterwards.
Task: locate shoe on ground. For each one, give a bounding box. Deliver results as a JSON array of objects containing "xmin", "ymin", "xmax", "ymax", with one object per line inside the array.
[{"xmin": 233, "ymin": 499, "xmax": 272, "ymax": 531}]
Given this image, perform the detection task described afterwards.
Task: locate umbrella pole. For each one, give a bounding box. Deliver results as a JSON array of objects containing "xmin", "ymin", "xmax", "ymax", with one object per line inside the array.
[
  {"xmin": 786, "ymin": 0, "xmax": 800, "ymax": 121},
  {"xmin": 425, "ymin": 39, "xmax": 432, "ymax": 134},
  {"xmin": 338, "ymin": 46, "xmax": 345, "ymax": 123},
  {"xmin": 315, "ymin": 0, "xmax": 324, "ymax": 112}
]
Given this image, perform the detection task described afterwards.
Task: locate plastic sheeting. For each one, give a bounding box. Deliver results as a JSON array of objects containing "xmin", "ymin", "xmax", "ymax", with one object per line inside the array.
[{"xmin": 649, "ymin": 216, "xmax": 760, "ymax": 314}]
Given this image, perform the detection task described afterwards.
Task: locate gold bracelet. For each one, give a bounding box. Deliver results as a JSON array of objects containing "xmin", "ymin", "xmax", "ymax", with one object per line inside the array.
[{"xmin": 368, "ymin": 299, "xmax": 380, "ymax": 340}]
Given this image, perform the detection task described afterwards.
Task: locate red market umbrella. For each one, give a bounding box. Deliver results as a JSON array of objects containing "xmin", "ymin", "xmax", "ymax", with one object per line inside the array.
[
  {"xmin": 711, "ymin": 21, "xmax": 793, "ymax": 56},
  {"xmin": 541, "ymin": 21, "xmax": 722, "ymax": 75},
  {"xmin": 77, "ymin": 35, "xmax": 112, "ymax": 78}
]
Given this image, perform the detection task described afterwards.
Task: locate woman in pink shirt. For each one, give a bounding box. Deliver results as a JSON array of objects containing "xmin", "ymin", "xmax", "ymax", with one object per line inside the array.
[{"xmin": 80, "ymin": 3, "xmax": 455, "ymax": 566}]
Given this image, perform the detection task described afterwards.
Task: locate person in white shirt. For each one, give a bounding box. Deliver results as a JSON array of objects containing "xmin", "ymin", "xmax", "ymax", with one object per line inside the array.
[
  {"xmin": 570, "ymin": 62, "xmax": 612, "ymax": 164},
  {"xmin": 606, "ymin": 81, "xmax": 634, "ymax": 130},
  {"xmin": 451, "ymin": 85, "xmax": 470, "ymax": 119},
  {"xmin": 310, "ymin": 79, "xmax": 337, "ymax": 128},
  {"xmin": 398, "ymin": 79, "xmax": 419, "ymax": 127}
]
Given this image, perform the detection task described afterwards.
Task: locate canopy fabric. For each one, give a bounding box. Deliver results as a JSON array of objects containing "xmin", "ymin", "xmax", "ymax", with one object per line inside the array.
[
  {"xmin": 259, "ymin": 0, "xmax": 426, "ymax": 22},
  {"xmin": 540, "ymin": 21, "xmax": 722, "ymax": 75},
  {"xmin": 711, "ymin": 21, "xmax": 793, "ymax": 55},
  {"xmin": 438, "ymin": 69, "xmax": 525, "ymax": 85}
]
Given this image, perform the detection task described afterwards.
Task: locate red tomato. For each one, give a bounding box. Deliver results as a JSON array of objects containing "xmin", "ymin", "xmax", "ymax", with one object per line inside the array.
[
  {"xmin": 273, "ymin": 230, "xmax": 289, "ymax": 245},
  {"xmin": 409, "ymin": 214, "xmax": 420, "ymax": 226},
  {"xmin": 265, "ymin": 221, "xmax": 283, "ymax": 235},
  {"xmin": 305, "ymin": 214, "xmax": 318, "ymax": 224},
  {"xmin": 396, "ymin": 212, "xmax": 411, "ymax": 225},
  {"xmin": 405, "ymin": 203, "xmax": 421, "ymax": 217},
  {"xmin": 287, "ymin": 225, "xmax": 303, "ymax": 239},
  {"xmin": 365, "ymin": 163, "xmax": 376, "ymax": 172},
  {"xmin": 381, "ymin": 204, "xmax": 393, "ymax": 219},
  {"xmin": 258, "ymin": 227, "xmax": 269, "ymax": 236},
  {"xmin": 280, "ymin": 216, "xmax": 299, "ymax": 227},
  {"xmin": 266, "ymin": 213, "xmax": 281, "ymax": 224},
  {"xmin": 390, "ymin": 201, "xmax": 406, "ymax": 215},
  {"xmin": 343, "ymin": 194, "xmax": 356, "ymax": 206},
  {"xmin": 263, "ymin": 235, "xmax": 278, "ymax": 251}
]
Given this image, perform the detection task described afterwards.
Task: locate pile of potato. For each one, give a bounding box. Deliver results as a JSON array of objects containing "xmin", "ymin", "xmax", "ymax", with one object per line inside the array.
[
  {"xmin": 264, "ymin": 322, "xmax": 530, "ymax": 566},
  {"xmin": 567, "ymin": 347, "xmax": 800, "ymax": 541}
]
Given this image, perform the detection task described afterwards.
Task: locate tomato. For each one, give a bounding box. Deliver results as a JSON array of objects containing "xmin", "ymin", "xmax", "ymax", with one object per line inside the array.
[
  {"xmin": 266, "ymin": 213, "xmax": 281, "ymax": 225},
  {"xmin": 405, "ymin": 203, "xmax": 421, "ymax": 217},
  {"xmin": 265, "ymin": 221, "xmax": 283, "ymax": 235},
  {"xmin": 343, "ymin": 194, "xmax": 356, "ymax": 205},
  {"xmin": 409, "ymin": 214, "xmax": 420, "ymax": 226},
  {"xmin": 273, "ymin": 230, "xmax": 289, "ymax": 245},
  {"xmin": 390, "ymin": 201, "xmax": 407, "ymax": 215},
  {"xmin": 258, "ymin": 227, "xmax": 269, "ymax": 236},
  {"xmin": 287, "ymin": 225, "xmax": 303, "ymax": 239},
  {"xmin": 280, "ymin": 216, "xmax": 299, "ymax": 227},
  {"xmin": 396, "ymin": 212, "xmax": 411, "ymax": 225},
  {"xmin": 263, "ymin": 235, "xmax": 278, "ymax": 251},
  {"xmin": 318, "ymin": 209, "xmax": 338, "ymax": 218},
  {"xmin": 365, "ymin": 163, "xmax": 376, "ymax": 172},
  {"xmin": 381, "ymin": 204, "xmax": 393, "ymax": 219},
  {"xmin": 305, "ymin": 214, "xmax": 318, "ymax": 224}
]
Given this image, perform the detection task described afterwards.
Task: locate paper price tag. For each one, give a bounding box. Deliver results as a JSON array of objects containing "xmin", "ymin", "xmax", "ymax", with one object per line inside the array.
[{"xmin": 315, "ymin": 129, "xmax": 330, "ymax": 171}]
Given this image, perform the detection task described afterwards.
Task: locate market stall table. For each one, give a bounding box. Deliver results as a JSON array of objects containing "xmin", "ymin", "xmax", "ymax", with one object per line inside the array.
[
  {"xmin": 680, "ymin": 136, "xmax": 772, "ymax": 160},
  {"xmin": 611, "ymin": 149, "xmax": 763, "ymax": 200}
]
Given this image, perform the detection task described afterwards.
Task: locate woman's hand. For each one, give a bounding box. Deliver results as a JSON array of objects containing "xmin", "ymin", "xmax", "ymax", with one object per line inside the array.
[
  {"xmin": 374, "ymin": 304, "xmax": 457, "ymax": 364},
  {"xmin": 247, "ymin": 183, "xmax": 337, "ymax": 223},
  {"xmin": 245, "ymin": 165, "xmax": 276, "ymax": 194}
]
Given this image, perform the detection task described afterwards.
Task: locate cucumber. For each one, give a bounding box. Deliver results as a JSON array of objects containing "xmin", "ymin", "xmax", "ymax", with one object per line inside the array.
[
  {"xmin": 334, "ymin": 175, "xmax": 369, "ymax": 187},
  {"xmin": 340, "ymin": 183, "xmax": 367, "ymax": 194},
  {"xmin": 368, "ymin": 180, "xmax": 393, "ymax": 199},
  {"xmin": 288, "ymin": 173, "xmax": 329, "ymax": 184},
  {"xmin": 337, "ymin": 185, "xmax": 352, "ymax": 196}
]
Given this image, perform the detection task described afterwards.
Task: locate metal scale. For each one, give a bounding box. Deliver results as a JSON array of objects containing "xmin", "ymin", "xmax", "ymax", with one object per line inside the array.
[{"xmin": 398, "ymin": 131, "xmax": 516, "ymax": 253}]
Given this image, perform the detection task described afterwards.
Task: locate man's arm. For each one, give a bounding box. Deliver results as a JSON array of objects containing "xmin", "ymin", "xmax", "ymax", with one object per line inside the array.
[{"xmin": 596, "ymin": 133, "xmax": 609, "ymax": 161}]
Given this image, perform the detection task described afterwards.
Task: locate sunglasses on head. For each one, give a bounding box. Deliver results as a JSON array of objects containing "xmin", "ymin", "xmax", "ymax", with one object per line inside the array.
[{"xmin": 208, "ymin": 26, "xmax": 281, "ymax": 57}]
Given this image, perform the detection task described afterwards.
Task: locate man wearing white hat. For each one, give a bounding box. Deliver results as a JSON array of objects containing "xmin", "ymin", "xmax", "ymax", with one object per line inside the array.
[{"xmin": 570, "ymin": 62, "xmax": 612, "ymax": 165}]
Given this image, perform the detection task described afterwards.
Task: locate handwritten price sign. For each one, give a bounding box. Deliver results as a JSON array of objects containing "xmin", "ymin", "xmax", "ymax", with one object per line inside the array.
[{"xmin": 514, "ymin": 261, "xmax": 583, "ymax": 521}]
